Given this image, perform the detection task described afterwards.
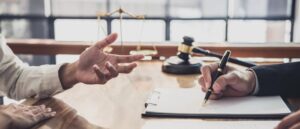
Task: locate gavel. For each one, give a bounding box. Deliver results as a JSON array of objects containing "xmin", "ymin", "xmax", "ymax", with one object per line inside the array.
[
  {"xmin": 162, "ymin": 36, "xmax": 256, "ymax": 74},
  {"xmin": 177, "ymin": 37, "xmax": 256, "ymax": 67}
]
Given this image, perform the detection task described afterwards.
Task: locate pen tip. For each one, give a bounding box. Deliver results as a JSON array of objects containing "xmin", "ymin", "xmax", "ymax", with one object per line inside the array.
[{"xmin": 202, "ymin": 100, "xmax": 207, "ymax": 106}]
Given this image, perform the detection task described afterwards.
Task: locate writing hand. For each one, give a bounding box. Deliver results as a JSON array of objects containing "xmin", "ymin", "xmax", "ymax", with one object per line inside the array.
[{"xmin": 198, "ymin": 63, "xmax": 256, "ymax": 99}]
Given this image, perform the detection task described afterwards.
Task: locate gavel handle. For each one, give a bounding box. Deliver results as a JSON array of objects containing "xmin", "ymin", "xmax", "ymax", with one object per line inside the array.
[{"xmin": 192, "ymin": 48, "xmax": 256, "ymax": 67}]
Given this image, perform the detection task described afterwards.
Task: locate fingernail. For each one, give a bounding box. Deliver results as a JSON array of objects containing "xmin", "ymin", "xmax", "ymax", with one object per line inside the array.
[
  {"xmin": 107, "ymin": 33, "xmax": 113, "ymax": 38},
  {"xmin": 205, "ymin": 82, "xmax": 210, "ymax": 88},
  {"xmin": 107, "ymin": 33, "xmax": 116, "ymax": 40},
  {"xmin": 41, "ymin": 105, "xmax": 46, "ymax": 108},
  {"xmin": 108, "ymin": 63, "xmax": 113, "ymax": 67},
  {"xmin": 47, "ymin": 108, "xmax": 52, "ymax": 112},
  {"xmin": 51, "ymin": 112, "xmax": 56, "ymax": 116},
  {"xmin": 93, "ymin": 64, "xmax": 99, "ymax": 69}
]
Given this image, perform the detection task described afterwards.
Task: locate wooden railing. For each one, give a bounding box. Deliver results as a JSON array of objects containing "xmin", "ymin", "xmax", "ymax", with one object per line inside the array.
[{"xmin": 6, "ymin": 38, "xmax": 300, "ymax": 58}]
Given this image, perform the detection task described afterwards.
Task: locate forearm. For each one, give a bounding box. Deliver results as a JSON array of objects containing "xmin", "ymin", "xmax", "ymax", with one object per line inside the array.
[
  {"xmin": 11, "ymin": 65, "xmax": 65, "ymax": 100},
  {"xmin": 2, "ymin": 61, "xmax": 78, "ymax": 99},
  {"xmin": 58, "ymin": 62, "xmax": 79, "ymax": 89},
  {"xmin": 1, "ymin": 37, "xmax": 64, "ymax": 100}
]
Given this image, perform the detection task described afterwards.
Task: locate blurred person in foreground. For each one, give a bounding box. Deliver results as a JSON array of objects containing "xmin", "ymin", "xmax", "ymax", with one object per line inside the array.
[{"xmin": 0, "ymin": 33, "xmax": 144, "ymax": 129}]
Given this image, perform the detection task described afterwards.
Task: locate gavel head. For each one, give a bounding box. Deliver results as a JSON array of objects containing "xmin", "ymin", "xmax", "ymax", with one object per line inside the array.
[
  {"xmin": 177, "ymin": 36, "xmax": 194, "ymax": 62},
  {"xmin": 162, "ymin": 36, "xmax": 203, "ymax": 74}
]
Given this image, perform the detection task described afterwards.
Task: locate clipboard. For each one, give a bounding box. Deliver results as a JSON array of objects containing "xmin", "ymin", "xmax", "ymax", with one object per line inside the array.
[{"xmin": 142, "ymin": 88, "xmax": 292, "ymax": 119}]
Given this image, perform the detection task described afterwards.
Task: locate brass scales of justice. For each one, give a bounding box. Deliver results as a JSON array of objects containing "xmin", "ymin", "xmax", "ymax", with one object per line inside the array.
[{"xmin": 96, "ymin": 8, "xmax": 158, "ymax": 56}]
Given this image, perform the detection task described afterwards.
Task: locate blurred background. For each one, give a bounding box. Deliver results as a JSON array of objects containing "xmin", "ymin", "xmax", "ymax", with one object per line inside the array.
[
  {"xmin": 0, "ymin": 0, "xmax": 299, "ymax": 103},
  {"xmin": 0, "ymin": 0, "xmax": 297, "ymax": 63}
]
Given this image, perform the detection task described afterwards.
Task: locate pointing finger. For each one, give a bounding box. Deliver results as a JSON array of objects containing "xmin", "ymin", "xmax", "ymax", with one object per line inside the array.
[
  {"xmin": 117, "ymin": 63, "xmax": 137, "ymax": 73},
  {"xmin": 94, "ymin": 33, "xmax": 118, "ymax": 49},
  {"xmin": 115, "ymin": 54, "xmax": 144, "ymax": 63}
]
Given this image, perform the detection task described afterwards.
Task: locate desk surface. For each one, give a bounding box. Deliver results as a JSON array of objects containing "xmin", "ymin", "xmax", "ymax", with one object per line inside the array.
[
  {"xmin": 24, "ymin": 61, "xmax": 300, "ymax": 129},
  {"xmin": 7, "ymin": 39, "xmax": 300, "ymax": 58}
]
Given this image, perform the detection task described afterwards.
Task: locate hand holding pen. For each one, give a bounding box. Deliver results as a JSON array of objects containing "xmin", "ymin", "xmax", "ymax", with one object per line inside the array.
[
  {"xmin": 200, "ymin": 50, "xmax": 257, "ymax": 104},
  {"xmin": 203, "ymin": 50, "xmax": 231, "ymax": 104}
]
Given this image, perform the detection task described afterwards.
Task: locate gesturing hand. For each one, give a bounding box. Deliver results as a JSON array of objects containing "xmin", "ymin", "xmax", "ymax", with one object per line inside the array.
[
  {"xmin": 59, "ymin": 33, "xmax": 144, "ymax": 88},
  {"xmin": 75, "ymin": 33, "xmax": 144, "ymax": 84},
  {"xmin": 198, "ymin": 63, "xmax": 256, "ymax": 99},
  {"xmin": 0, "ymin": 103, "xmax": 55, "ymax": 129}
]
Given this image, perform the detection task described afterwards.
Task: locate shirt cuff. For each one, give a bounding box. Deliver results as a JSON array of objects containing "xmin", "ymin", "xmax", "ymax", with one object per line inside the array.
[
  {"xmin": 33, "ymin": 64, "xmax": 65, "ymax": 99},
  {"xmin": 13, "ymin": 64, "xmax": 66, "ymax": 100},
  {"xmin": 247, "ymin": 68, "xmax": 259, "ymax": 95},
  {"xmin": 46, "ymin": 64, "xmax": 65, "ymax": 94}
]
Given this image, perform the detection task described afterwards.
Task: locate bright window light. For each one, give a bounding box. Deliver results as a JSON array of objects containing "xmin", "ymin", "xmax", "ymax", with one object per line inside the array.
[{"xmin": 171, "ymin": 20, "xmax": 226, "ymax": 42}]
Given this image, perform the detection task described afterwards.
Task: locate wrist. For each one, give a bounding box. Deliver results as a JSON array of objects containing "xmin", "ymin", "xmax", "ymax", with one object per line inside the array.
[
  {"xmin": 59, "ymin": 62, "xmax": 79, "ymax": 89},
  {"xmin": 246, "ymin": 69, "xmax": 257, "ymax": 95}
]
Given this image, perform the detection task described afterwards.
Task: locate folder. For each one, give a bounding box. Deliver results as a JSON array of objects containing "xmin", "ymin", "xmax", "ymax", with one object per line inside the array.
[{"xmin": 143, "ymin": 88, "xmax": 292, "ymax": 119}]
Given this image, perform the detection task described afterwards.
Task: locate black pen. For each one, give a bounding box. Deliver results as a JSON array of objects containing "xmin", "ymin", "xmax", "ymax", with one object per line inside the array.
[{"xmin": 203, "ymin": 50, "xmax": 231, "ymax": 105}]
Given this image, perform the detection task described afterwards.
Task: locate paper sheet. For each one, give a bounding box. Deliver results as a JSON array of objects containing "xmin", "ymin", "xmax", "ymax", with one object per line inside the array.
[
  {"xmin": 142, "ymin": 120, "xmax": 281, "ymax": 129},
  {"xmin": 145, "ymin": 88, "xmax": 291, "ymax": 115}
]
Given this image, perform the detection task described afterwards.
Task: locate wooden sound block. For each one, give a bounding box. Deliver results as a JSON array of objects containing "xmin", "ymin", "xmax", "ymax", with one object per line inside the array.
[{"xmin": 162, "ymin": 56, "xmax": 202, "ymax": 74}]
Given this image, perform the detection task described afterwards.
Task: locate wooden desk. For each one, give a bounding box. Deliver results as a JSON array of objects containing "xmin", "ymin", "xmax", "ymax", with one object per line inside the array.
[
  {"xmin": 7, "ymin": 38, "xmax": 300, "ymax": 58},
  {"xmin": 23, "ymin": 61, "xmax": 300, "ymax": 129}
]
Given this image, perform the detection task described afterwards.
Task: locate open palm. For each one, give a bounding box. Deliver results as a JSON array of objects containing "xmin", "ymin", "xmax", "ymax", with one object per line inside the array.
[{"xmin": 74, "ymin": 33, "xmax": 143, "ymax": 84}]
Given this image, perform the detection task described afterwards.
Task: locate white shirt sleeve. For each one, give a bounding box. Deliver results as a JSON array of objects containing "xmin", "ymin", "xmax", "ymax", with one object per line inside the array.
[
  {"xmin": 0, "ymin": 35, "xmax": 64, "ymax": 100},
  {"xmin": 248, "ymin": 68, "xmax": 260, "ymax": 95}
]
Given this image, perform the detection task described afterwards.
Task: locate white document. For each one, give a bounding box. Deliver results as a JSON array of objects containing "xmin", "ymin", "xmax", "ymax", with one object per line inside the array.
[
  {"xmin": 142, "ymin": 120, "xmax": 281, "ymax": 129},
  {"xmin": 145, "ymin": 88, "xmax": 291, "ymax": 115}
]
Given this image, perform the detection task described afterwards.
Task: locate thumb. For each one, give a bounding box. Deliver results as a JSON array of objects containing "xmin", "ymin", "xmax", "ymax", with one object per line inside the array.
[{"xmin": 94, "ymin": 33, "xmax": 118, "ymax": 49}]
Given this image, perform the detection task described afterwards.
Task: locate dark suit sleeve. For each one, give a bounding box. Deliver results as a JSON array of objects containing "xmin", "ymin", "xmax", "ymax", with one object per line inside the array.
[{"xmin": 251, "ymin": 62, "xmax": 300, "ymax": 97}]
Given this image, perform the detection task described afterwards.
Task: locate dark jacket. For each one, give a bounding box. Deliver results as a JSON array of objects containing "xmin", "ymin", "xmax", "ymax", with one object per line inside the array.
[{"xmin": 252, "ymin": 62, "xmax": 300, "ymax": 97}]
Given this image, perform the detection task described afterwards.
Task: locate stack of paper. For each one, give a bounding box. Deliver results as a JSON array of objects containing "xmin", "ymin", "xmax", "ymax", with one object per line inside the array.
[{"xmin": 144, "ymin": 88, "xmax": 291, "ymax": 118}]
